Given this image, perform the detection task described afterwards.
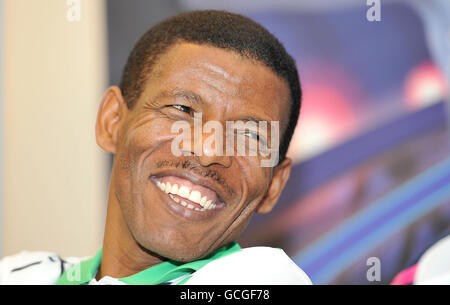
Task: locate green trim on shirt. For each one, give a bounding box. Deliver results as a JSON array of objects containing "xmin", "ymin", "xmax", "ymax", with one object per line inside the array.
[{"xmin": 55, "ymin": 242, "xmax": 241, "ymax": 285}]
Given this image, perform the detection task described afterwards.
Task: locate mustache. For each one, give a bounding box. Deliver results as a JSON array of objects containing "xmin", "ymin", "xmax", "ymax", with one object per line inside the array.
[{"xmin": 155, "ymin": 159, "xmax": 234, "ymax": 197}]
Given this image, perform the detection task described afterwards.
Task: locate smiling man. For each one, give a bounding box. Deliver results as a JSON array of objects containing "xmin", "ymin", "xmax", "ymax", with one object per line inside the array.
[{"xmin": 0, "ymin": 10, "xmax": 310, "ymax": 285}]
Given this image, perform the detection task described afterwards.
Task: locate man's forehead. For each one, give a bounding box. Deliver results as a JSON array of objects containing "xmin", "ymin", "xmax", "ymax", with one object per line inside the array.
[
  {"xmin": 151, "ymin": 43, "xmax": 287, "ymax": 95},
  {"xmin": 141, "ymin": 42, "xmax": 291, "ymax": 124}
]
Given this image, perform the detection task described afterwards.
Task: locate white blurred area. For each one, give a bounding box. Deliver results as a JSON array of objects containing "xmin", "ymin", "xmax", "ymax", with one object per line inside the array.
[{"xmin": 1, "ymin": 0, "xmax": 109, "ymax": 257}]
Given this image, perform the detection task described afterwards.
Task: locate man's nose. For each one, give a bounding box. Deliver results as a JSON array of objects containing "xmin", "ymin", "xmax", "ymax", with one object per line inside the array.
[{"xmin": 192, "ymin": 130, "xmax": 232, "ymax": 168}]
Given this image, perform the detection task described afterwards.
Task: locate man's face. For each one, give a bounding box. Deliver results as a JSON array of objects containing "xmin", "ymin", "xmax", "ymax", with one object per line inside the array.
[{"xmin": 104, "ymin": 43, "xmax": 291, "ymax": 262}]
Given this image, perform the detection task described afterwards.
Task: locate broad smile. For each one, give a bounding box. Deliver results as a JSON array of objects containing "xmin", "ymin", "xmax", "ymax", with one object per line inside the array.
[{"xmin": 149, "ymin": 171, "xmax": 228, "ymax": 218}]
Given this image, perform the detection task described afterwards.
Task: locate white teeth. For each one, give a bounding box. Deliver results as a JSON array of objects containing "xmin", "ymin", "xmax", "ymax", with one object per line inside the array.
[
  {"xmin": 178, "ymin": 186, "xmax": 190, "ymax": 198},
  {"xmin": 169, "ymin": 194, "xmax": 179, "ymax": 203},
  {"xmin": 156, "ymin": 180, "xmax": 219, "ymax": 211},
  {"xmin": 188, "ymin": 191, "xmax": 202, "ymax": 204},
  {"xmin": 165, "ymin": 182, "xmax": 171, "ymax": 193}
]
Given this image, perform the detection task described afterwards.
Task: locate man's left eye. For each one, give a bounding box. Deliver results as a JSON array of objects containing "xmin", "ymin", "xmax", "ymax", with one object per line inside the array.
[{"xmin": 243, "ymin": 131, "xmax": 259, "ymax": 141}]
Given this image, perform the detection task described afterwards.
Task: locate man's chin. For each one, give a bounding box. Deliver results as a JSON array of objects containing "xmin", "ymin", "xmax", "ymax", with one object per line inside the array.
[
  {"xmin": 137, "ymin": 239, "xmax": 212, "ymax": 263},
  {"xmin": 152, "ymin": 249, "xmax": 208, "ymax": 263}
]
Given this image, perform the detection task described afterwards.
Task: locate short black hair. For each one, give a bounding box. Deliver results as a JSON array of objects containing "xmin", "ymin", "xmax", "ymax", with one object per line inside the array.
[{"xmin": 120, "ymin": 10, "xmax": 301, "ymax": 162}]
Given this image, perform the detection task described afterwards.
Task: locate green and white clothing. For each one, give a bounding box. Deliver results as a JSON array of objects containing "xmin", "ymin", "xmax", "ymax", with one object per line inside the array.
[{"xmin": 0, "ymin": 242, "xmax": 312, "ymax": 285}]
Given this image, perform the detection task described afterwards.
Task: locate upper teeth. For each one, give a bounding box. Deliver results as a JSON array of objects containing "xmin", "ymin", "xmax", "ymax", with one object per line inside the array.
[{"xmin": 156, "ymin": 181, "xmax": 216, "ymax": 210}]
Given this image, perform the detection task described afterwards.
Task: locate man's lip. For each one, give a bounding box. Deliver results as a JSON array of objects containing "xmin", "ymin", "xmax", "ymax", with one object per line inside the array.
[{"xmin": 149, "ymin": 169, "xmax": 229, "ymax": 206}]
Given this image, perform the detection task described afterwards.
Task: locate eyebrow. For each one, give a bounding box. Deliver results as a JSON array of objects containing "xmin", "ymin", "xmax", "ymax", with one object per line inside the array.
[
  {"xmin": 151, "ymin": 88, "xmax": 272, "ymax": 123},
  {"xmin": 153, "ymin": 88, "xmax": 204, "ymax": 107},
  {"xmin": 173, "ymin": 88, "xmax": 203, "ymax": 103},
  {"xmin": 238, "ymin": 116, "xmax": 267, "ymax": 124}
]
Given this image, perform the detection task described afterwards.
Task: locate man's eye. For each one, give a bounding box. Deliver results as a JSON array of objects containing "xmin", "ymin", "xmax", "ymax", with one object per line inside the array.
[
  {"xmin": 240, "ymin": 130, "xmax": 268, "ymax": 147},
  {"xmin": 243, "ymin": 131, "xmax": 259, "ymax": 141},
  {"xmin": 171, "ymin": 105, "xmax": 192, "ymax": 114}
]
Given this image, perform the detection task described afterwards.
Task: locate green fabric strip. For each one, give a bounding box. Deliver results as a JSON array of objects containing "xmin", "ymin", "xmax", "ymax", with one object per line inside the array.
[
  {"xmin": 56, "ymin": 242, "xmax": 241, "ymax": 285},
  {"xmin": 55, "ymin": 248, "xmax": 103, "ymax": 285}
]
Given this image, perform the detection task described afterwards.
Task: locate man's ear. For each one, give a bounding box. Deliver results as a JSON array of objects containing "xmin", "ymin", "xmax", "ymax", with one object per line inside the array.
[
  {"xmin": 256, "ymin": 157, "xmax": 292, "ymax": 214},
  {"xmin": 95, "ymin": 86, "xmax": 128, "ymax": 154}
]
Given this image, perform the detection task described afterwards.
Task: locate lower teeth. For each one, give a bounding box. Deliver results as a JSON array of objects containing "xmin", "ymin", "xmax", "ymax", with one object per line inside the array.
[{"xmin": 169, "ymin": 194, "xmax": 206, "ymax": 211}]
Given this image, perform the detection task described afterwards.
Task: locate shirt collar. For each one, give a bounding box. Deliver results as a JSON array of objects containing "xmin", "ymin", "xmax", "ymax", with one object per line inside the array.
[{"xmin": 56, "ymin": 242, "xmax": 241, "ymax": 285}]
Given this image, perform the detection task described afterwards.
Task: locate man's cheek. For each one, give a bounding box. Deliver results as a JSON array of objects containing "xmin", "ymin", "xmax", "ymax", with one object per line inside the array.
[
  {"xmin": 247, "ymin": 174, "xmax": 270, "ymax": 204},
  {"xmin": 240, "ymin": 159, "xmax": 269, "ymax": 192}
]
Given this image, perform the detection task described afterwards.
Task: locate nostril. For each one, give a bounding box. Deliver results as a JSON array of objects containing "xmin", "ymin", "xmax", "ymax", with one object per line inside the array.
[{"xmin": 198, "ymin": 154, "xmax": 232, "ymax": 168}]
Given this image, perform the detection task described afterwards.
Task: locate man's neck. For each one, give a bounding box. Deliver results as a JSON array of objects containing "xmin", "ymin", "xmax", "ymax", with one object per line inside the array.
[{"xmin": 97, "ymin": 188, "xmax": 165, "ymax": 280}]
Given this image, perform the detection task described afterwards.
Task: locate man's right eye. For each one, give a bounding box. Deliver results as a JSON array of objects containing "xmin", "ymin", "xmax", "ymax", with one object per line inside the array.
[{"xmin": 170, "ymin": 105, "xmax": 192, "ymax": 114}]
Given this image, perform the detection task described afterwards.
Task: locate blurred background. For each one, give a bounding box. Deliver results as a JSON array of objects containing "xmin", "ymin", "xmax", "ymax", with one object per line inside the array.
[{"xmin": 1, "ymin": 0, "xmax": 449, "ymax": 284}]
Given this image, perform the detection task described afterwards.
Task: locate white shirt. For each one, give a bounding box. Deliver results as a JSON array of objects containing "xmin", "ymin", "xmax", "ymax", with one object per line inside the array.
[{"xmin": 0, "ymin": 247, "xmax": 312, "ymax": 285}]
